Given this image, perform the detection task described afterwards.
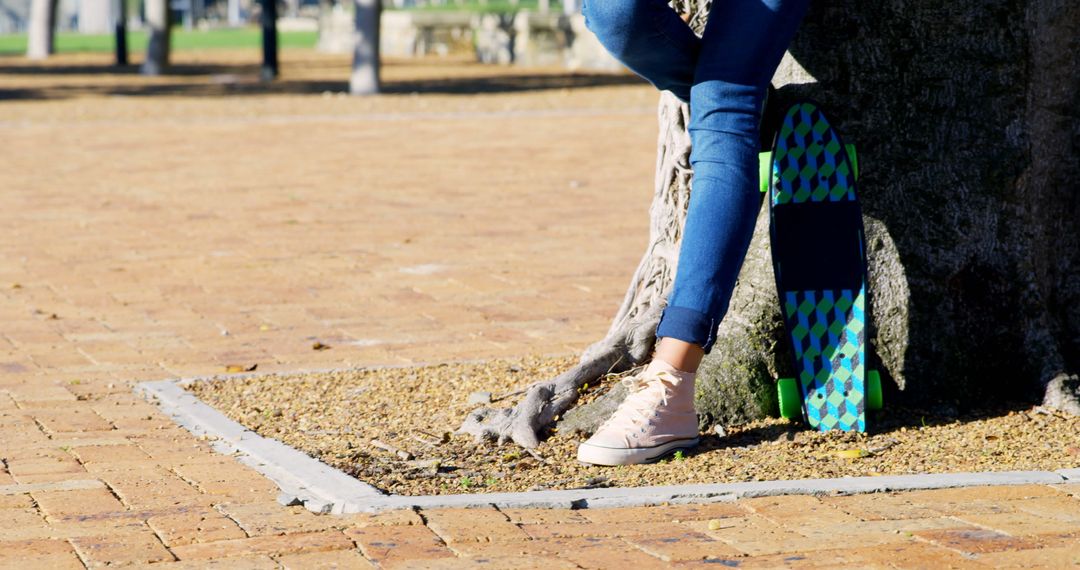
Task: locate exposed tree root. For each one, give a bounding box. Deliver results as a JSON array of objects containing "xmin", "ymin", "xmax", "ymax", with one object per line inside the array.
[
  {"xmin": 1042, "ymin": 372, "xmax": 1080, "ymax": 416},
  {"xmin": 456, "ymin": 304, "xmax": 663, "ymax": 448}
]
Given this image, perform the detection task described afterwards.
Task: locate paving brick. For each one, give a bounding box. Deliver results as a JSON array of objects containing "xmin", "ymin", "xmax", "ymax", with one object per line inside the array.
[
  {"xmin": 8, "ymin": 471, "xmax": 91, "ymax": 484},
  {"xmin": 821, "ymin": 492, "xmax": 949, "ymax": 521},
  {"xmin": 624, "ymin": 529, "xmax": 744, "ymax": 562},
  {"xmin": 1011, "ymin": 495, "xmax": 1080, "ymax": 521},
  {"xmin": 217, "ymin": 501, "xmax": 335, "ymax": 536},
  {"xmin": 580, "ymin": 502, "xmax": 747, "ymax": 524},
  {"xmin": 1051, "ymin": 483, "xmax": 1080, "ymax": 498},
  {"xmin": 346, "ymin": 524, "xmax": 456, "ymax": 566},
  {"xmin": 7, "ymin": 384, "xmax": 77, "ymax": 405},
  {"xmin": 69, "ymin": 527, "xmax": 176, "ymax": 567},
  {"xmin": 672, "ymin": 549, "xmax": 851, "ymax": 569},
  {"xmin": 840, "ymin": 541, "xmax": 994, "ymax": 569},
  {"xmin": 45, "ymin": 512, "xmax": 152, "ymax": 539},
  {"xmin": 343, "ymin": 507, "xmax": 425, "ymax": 527},
  {"xmin": 954, "ymin": 511, "xmax": 1080, "ymax": 537},
  {"xmin": 172, "ymin": 460, "xmax": 278, "ymax": 498},
  {"xmin": 743, "ymin": 495, "xmax": 862, "ymax": 527},
  {"xmin": 172, "ymin": 530, "xmax": 355, "ymax": 560},
  {"xmin": 695, "ymin": 514, "xmax": 835, "ymax": 556},
  {"xmin": 521, "ymin": 520, "xmax": 691, "ymax": 540},
  {"xmin": 913, "ymin": 528, "xmax": 1042, "ymax": 555},
  {"xmin": 71, "ymin": 444, "xmax": 151, "ymax": 466},
  {"xmin": 421, "ymin": 507, "xmax": 530, "ymax": 544},
  {"xmin": 976, "ymin": 544, "xmax": 1080, "ymax": 568},
  {"xmin": 129, "ymin": 554, "xmax": 281, "ymax": 569},
  {"xmin": 129, "ymin": 435, "xmax": 218, "ymax": 465},
  {"xmin": 556, "ymin": 537, "xmax": 671, "ymax": 569},
  {"xmin": 389, "ymin": 554, "xmax": 578, "ymax": 569},
  {"xmin": 98, "ymin": 466, "xmax": 206, "ymax": 509},
  {"xmin": 31, "ymin": 487, "xmax": 125, "ymax": 519},
  {"xmin": 6, "ymin": 451, "xmax": 85, "ymax": 481},
  {"xmin": 0, "ymin": 539, "xmax": 84, "ymax": 569},
  {"xmin": 0, "ymin": 508, "xmax": 53, "ymax": 540},
  {"xmin": 147, "ymin": 507, "xmax": 248, "ymax": 547},
  {"xmin": 0, "ymin": 493, "xmax": 33, "ymax": 509},
  {"xmin": 31, "ymin": 408, "xmax": 113, "ymax": 434},
  {"xmin": 499, "ymin": 507, "xmax": 590, "ymax": 525},
  {"xmin": 906, "ymin": 484, "xmax": 1061, "ymax": 504},
  {"xmin": 792, "ymin": 517, "xmax": 979, "ymax": 545},
  {"xmin": 277, "ymin": 549, "xmax": 378, "ymax": 569}
]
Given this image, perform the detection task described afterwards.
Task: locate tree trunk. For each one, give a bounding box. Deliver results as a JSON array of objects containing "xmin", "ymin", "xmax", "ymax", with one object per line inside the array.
[
  {"xmin": 349, "ymin": 0, "xmax": 381, "ymax": 95},
  {"xmin": 459, "ymin": 0, "xmax": 1080, "ymax": 448},
  {"xmin": 114, "ymin": 0, "xmax": 128, "ymax": 66},
  {"xmin": 26, "ymin": 0, "xmax": 57, "ymax": 60},
  {"xmin": 141, "ymin": 0, "xmax": 171, "ymax": 75},
  {"xmin": 260, "ymin": 0, "xmax": 279, "ymax": 80}
]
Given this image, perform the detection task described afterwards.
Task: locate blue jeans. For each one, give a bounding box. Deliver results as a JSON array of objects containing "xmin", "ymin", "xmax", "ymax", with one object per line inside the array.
[{"xmin": 583, "ymin": 0, "xmax": 809, "ymax": 353}]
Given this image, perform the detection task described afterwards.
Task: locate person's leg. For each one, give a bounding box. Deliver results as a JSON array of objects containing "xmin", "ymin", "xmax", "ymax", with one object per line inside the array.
[
  {"xmin": 581, "ymin": 0, "xmax": 700, "ymax": 102},
  {"xmin": 655, "ymin": 0, "xmax": 811, "ymax": 369}
]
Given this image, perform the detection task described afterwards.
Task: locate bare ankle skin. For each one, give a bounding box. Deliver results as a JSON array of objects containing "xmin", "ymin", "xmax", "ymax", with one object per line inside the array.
[{"xmin": 653, "ymin": 337, "xmax": 705, "ymax": 373}]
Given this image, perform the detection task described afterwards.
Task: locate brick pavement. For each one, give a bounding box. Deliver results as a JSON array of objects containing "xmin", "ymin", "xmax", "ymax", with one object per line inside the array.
[{"xmin": 1, "ymin": 51, "xmax": 1078, "ymax": 567}]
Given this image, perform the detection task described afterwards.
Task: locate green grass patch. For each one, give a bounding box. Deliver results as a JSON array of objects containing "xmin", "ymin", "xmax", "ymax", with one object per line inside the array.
[{"xmin": 0, "ymin": 27, "xmax": 317, "ymax": 55}]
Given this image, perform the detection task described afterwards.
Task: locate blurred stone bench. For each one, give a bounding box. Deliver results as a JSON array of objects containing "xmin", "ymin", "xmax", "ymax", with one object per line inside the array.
[{"xmin": 317, "ymin": 8, "xmax": 621, "ymax": 71}]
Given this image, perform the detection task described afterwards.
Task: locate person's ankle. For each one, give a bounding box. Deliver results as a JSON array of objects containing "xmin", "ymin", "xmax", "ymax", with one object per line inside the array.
[{"xmin": 645, "ymin": 357, "xmax": 696, "ymax": 384}]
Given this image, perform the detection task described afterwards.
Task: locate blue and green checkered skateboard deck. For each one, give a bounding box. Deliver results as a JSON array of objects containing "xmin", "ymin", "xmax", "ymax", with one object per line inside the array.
[{"xmin": 762, "ymin": 101, "xmax": 875, "ymax": 432}]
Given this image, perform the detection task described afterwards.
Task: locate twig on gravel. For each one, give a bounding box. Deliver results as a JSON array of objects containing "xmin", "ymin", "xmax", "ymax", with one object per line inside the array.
[
  {"xmin": 569, "ymin": 476, "xmax": 611, "ymax": 490},
  {"xmin": 410, "ymin": 434, "xmax": 440, "ymax": 447},
  {"xmin": 524, "ymin": 448, "xmax": 549, "ymax": 465},
  {"xmin": 493, "ymin": 388, "xmax": 527, "ymax": 402},
  {"xmin": 867, "ymin": 438, "xmax": 900, "ymax": 455},
  {"xmin": 371, "ymin": 438, "xmax": 414, "ymax": 460}
]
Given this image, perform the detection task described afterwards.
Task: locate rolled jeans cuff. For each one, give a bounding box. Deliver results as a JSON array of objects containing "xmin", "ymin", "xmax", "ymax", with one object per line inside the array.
[{"xmin": 655, "ymin": 305, "xmax": 717, "ymax": 354}]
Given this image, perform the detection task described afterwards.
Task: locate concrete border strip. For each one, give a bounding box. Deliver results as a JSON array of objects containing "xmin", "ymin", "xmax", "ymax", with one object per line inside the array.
[
  {"xmin": 136, "ymin": 380, "xmax": 385, "ymax": 514},
  {"xmin": 136, "ymin": 378, "xmax": 1075, "ymax": 515}
]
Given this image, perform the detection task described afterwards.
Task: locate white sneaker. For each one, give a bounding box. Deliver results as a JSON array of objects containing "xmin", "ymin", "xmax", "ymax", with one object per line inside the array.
[{"xmin": 576, "ymin": 360, "xmax": 700, "ymax": 466}]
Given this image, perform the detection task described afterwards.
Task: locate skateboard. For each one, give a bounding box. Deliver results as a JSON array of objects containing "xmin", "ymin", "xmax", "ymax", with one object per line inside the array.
[{"xmin": 758, "ymin": 100, "xmax": 882, "ymax": 432}]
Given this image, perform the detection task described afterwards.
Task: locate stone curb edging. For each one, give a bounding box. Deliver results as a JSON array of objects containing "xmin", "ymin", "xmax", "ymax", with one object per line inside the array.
[
  {"xmin": 136, "ymin": 379, "xmax": 1080, "ymax": 515},
  {"xmin": 136, "ymin": 380, "xmax": 385, "ymax": 515}
]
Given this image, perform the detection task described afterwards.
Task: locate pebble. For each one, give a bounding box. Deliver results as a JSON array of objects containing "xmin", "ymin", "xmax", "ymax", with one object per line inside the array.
[{"xmin": 467, "ymin": 391, "xmax": 493, "ymax": 405}]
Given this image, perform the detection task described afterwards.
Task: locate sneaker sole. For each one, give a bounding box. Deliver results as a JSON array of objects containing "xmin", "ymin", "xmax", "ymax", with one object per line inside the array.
[{"xmin": 576, "ymin": 437, "xmax": 700, "ymax": 466}]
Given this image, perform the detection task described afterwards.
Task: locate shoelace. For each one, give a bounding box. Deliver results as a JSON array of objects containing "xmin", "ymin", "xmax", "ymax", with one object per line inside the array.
[{"xmin": 597, "ymin": 372, "xmax": 674, "ymax": 431}]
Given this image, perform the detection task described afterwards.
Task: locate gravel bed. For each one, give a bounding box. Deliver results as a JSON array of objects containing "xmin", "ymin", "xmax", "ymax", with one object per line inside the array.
[{"xmin": 188, "ymin": 355, "xmax": 1080, "ymax": 496}]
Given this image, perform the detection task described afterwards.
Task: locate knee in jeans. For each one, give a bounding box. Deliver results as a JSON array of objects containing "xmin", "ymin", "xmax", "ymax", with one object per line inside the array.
[{"xmin": 582, "ymin": 0, "xmax": 638, "ymax": 59}]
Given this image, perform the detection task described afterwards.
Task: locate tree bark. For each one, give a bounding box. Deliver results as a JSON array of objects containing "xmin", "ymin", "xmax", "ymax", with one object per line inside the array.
[
  {"xmin": 141, "ymin": 0, "xmax": 171, "ymax": 76},
  {"xmin": 350, "ymin": 0, "xmax": 381, "ymax": 95},
  {"xmin": 26, "ymin": 0, "xmax": 57, "ymax": 60},
  {"xmin": 459, "ymin": 0, "xmax": 1080, "ymax": 448}
]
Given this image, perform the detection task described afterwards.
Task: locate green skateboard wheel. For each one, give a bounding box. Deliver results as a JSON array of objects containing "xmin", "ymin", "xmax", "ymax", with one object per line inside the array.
[
  {"xmin": 759, "ymin": 151, "xmax": 772, "ymax": 194},
  {"xmin": 845, "ymin": 143, "xmax": 858, "ymax": 180},
  {"xmin": 777, "ymin": 377, "xmax": 800, "ymax": 419},
  {"xmin": 866, "ymin": 369, "xmax": 883, "ymax": 411}
]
